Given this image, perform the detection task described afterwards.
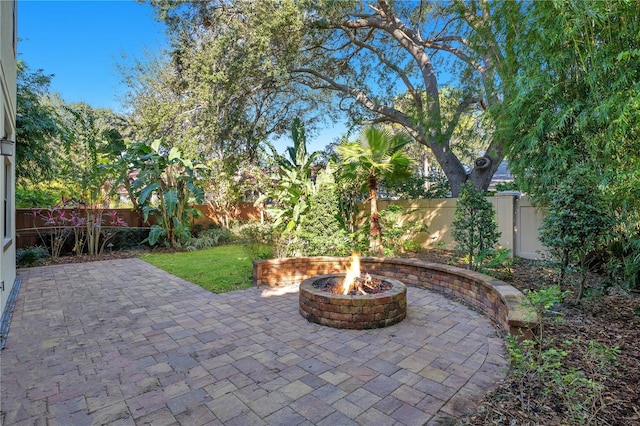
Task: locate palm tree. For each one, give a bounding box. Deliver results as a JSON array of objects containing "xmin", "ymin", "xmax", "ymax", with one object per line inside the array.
[{"xmin": 338, "ymin": 126, "xmax": 413, "ymax": 256}]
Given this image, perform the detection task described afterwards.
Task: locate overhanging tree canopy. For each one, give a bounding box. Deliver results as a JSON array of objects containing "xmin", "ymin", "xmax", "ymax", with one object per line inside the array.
[
  {"xmin": 16, "ymin": 61, "xmax": 65, "ymax": 184},
  {"xmin": 148, "ymin": 0, "xmax": 523, "ymax": 196},
  {"xmin": 140, "ymin": 0, "xmax": 324, "ymax": 165},
  {"xmin": 494, "ymin": 0, "xmax": 640, "ymax": 207}
]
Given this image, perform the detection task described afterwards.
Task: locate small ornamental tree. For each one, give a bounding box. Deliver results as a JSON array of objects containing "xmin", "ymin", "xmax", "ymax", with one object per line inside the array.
[
  {"xmin": 539, "ymin": 167, "xmax": 610, "ymax": 301},
  {"xmin": 452, "ymin": 181, "xmax": 500, "ymax": 270}
]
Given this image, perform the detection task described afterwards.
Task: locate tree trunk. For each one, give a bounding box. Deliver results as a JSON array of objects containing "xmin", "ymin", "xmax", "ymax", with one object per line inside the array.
[
  {"xmin": 368, "ymin": 176, "xmax": 383, "ymax": 256},
  {"xmin": 576, "ymin": 252, "xmax": 586, "ymax": 302},
  {"xmin": 468, "ymin": 164, "xmax": 500, "ymax": 194},
  {"xmin": 431, "ymin": 146, "xmax": 467, "ymax": 197},
  {"xmin": 560, "ymin": 250, "xmax": 569, "ymax": 286},
  {"xmin": 421, "ymin": 149, "xmax": 432, "ymax": 191}
]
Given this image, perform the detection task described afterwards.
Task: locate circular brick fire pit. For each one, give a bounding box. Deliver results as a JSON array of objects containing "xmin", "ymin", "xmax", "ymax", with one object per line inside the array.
[{"xmin": 299, "ymin": 273, "xmax": 407, "ymax": 329}]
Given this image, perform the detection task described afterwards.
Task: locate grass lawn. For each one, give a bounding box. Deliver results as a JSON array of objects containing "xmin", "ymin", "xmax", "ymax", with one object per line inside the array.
[{"xmin": 139, "ymin": 244, "xmax": 269, "ymax": 293}]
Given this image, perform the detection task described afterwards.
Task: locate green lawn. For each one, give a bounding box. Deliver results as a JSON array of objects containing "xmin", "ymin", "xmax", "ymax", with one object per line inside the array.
[{"xmin": 139, "ymin": 244, "xmax": 269, "ymax": 293}]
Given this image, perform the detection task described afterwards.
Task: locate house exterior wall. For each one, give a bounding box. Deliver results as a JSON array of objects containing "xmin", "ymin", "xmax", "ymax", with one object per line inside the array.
[{"xmin": 1, "ymin": 0, "xmax": 17, "ymax": 316}]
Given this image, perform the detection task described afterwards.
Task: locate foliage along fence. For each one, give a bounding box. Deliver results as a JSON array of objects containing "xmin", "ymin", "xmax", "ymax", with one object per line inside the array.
[
  {"xmin": 192, "ymin": 204, "xmax": 263, "ymax": 229},
  {"xmin": 16, "ymin": 193, "xmax": 545, "ymax": 259},
  {"xmin": 14, "ymin": 204, "xmax": 260, "ymax": 250},
  {"xmin": 356, "ymin": 192, "xmax": 546, "ymax": 260},
  {"xmin": 15, "ymin": 207, "xmax": 151, "ymax": 250}
]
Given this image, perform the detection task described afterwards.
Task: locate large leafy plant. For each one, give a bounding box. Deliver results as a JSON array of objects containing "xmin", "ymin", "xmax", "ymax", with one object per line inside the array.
[
  {"xmin": 60, "ymin": 103, "xmax": 128, "ymax": 255},
  {"xmin": 259, "ymin": 118, "xmax": 319, "ymax": 233},
  {"xmin": 126, "ymin": 140, "xmax": 205, "ymax": 248}
]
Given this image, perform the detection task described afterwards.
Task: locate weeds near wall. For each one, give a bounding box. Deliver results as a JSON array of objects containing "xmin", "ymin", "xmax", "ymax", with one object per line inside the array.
[{"xmin": 506, "ymin": 285, "xmax": 620, "ymax": 424}]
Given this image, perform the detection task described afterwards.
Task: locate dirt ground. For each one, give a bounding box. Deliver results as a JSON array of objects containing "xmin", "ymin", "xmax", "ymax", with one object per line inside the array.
[
  {"xmin": 42, "ymin": 248, "xmax": 640, "ymax": 425},
  {"xmin": 411, "ymin": 250, "xmax": 640, "ymax": 426}
]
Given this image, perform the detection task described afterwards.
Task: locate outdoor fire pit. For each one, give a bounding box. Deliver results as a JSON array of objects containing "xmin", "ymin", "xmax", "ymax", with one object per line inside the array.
[{"xmin": 299, "ymin": 256, "xmax": 407, "ymax": 329}]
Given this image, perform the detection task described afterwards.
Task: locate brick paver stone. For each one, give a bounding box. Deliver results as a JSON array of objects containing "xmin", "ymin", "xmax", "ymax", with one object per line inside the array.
[{"xmin": 0, "ymin": 259, "xmax": 508, "ymax": 425}]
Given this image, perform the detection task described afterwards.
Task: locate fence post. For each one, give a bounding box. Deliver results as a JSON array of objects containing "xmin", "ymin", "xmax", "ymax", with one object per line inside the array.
[{"xmin": 494, "ymin": 191, "xmax": 520, "ymax": 258}]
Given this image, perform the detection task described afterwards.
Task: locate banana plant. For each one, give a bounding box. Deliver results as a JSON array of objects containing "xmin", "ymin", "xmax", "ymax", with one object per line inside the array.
[
  {"xmin": 125, "ymin": 139, "xmax": 205, "ymax": 248},
  {"xmin": 259, "ymin": 118, "xmax": 320, "ymax": 233}
]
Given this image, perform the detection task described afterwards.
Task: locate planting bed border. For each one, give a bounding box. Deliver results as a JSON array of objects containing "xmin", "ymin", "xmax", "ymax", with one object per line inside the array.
[{"xmin": 253, "ymin": 256, "xmax": 537, "ymax": 337}]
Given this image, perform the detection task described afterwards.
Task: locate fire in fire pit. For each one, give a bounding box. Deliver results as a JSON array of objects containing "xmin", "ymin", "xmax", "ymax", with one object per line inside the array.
[
  {"xmin": 314, "ymin": 255, "xmax": 393, "ymax": 296},
  {"xmin": 312, "ymin": 274, "xmax": 393, "ymax": 295},
  {"xmin": 299, "ymin": 255, "xmax": 407, "ymax": 329}
]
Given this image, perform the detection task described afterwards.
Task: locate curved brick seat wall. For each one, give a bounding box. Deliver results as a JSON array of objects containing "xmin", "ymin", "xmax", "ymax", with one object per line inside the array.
[{"xmin": 253, "ymin": 256, "xmax": 537, "ymax": 337}]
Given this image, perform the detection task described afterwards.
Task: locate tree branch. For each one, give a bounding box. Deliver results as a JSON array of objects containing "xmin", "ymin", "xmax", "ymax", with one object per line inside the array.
[
  {"xmin": 443, "ymin": 97, "xmax": 483, "ymax": 142},
  {"xmin": 423, "ymin": 40, "xmax": 485, "ymax": 74},
  {"xmin": 339, "ymin": 26, "xmax": 423, "ymax": 112},
  {"xmin": 291, "ymin": 68, "xmax": 418, "ymax": 132}
]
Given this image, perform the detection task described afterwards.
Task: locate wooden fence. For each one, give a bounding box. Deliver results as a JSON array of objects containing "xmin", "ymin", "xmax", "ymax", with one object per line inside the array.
[
  {"xmin": 357, "ymin": 192, "xmax": 546, "ymax": 260},
  {"xmin": 15, "ymin": 204, "xmax": 261, "ymax": 250}
]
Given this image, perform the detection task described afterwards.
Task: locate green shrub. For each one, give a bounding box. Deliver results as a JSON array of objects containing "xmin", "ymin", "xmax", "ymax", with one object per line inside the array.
[
  {"xmin": 109, "ymin": 228, "xmax": 150, "ymax": 251},
  {"xmin": 237, "ymin": 221, "xmax": 273, "ymax": 245},
  {"xmin": 190, "ymin": 222, "xmax": 206, "ymax": 238},
  {"xmin": 352, "ymin": 205, "xmax": 427, "ymax": 256},
  {"xmin": 186, "ymin": 227, "xmax": 233, "ymax": 251},
  {"xmin": 452, "ymin": 182, "xmax": 500, "ymax": 270},
  {"xmin": 539, "ymin": 166, "xmax": 611, "ymax": 300},
  {"xmin": 236, "ymin": 221, "xmax": 276, "ymax": 259},
  {"xmin": 16, "ymin": 246, "xmax": 50, "ymax": 266},
  {"xmin": 604, "ymin": 212, "xmax": 640, "ymax": 291},
  {"xmin": 295, "ymin": 183, "xmax": 352, "ymax": 257},
  {"xmin": 378, "ymin": 205, "xmax": 426, "ymax": 256},
  {"xmin": 478, "ymin": 247, "xmax": 514, "ymax": 279}
]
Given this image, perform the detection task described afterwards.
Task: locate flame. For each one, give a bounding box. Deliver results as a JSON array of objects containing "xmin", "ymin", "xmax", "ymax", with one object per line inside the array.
[{"xmin": 342, "ymin": 253, "xmax": 361, "ymax": 295}]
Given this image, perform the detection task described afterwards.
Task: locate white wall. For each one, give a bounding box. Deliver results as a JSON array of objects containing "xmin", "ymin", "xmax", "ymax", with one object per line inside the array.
[{"xmin": 1, "ymin": 0, "xmax": 17, "ymax": 316}]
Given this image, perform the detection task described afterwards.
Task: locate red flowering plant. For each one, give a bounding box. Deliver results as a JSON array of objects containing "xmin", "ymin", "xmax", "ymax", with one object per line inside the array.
[
  {"xmin": 85, "ymin": 207, "xmax": 129, "ymax": 256},
  {"xmin": 26, "ymin": 205, "xmax": 73, "ymax": 258},
  {"xmin": 25, "ymin": 204, "xmax": 128, "ymax": 258},
  {"xmin": 69, "ymin": 210, "xmax": 87, "ymax": 255}
]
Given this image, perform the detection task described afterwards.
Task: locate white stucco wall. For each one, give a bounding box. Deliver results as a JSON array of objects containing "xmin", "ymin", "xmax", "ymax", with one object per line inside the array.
[
  {"xmin": 358, "ymin": 192, "xmax": 547, "ymax": 260},
  {"xmin": 1, "ymin": 0, "xmax": 17, "ymax": 316}
]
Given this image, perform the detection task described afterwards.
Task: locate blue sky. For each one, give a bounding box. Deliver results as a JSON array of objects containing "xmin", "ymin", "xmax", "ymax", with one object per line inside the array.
[
  {"xmin": 18, "ymin": 0, "xmax": 345, "ymax": 152},
  {"xmin": 18, "ymin": 0, "xmax": 167, "ymax": 112}
]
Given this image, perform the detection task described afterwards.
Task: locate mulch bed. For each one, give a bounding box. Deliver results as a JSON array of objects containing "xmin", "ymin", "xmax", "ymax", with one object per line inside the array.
[
  {"xmin": 36, "ymin": 249, "xmax": 149, "ymax": 266},
  {"xmin": 410, "ymin": 249, "xmax": 640, "ymax": 426}
]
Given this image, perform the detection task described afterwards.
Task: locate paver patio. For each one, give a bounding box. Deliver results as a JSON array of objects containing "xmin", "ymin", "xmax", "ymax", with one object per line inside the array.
[{"xmin": 0, "ymin": 258, "xmax": 508, "ymax": 425}]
